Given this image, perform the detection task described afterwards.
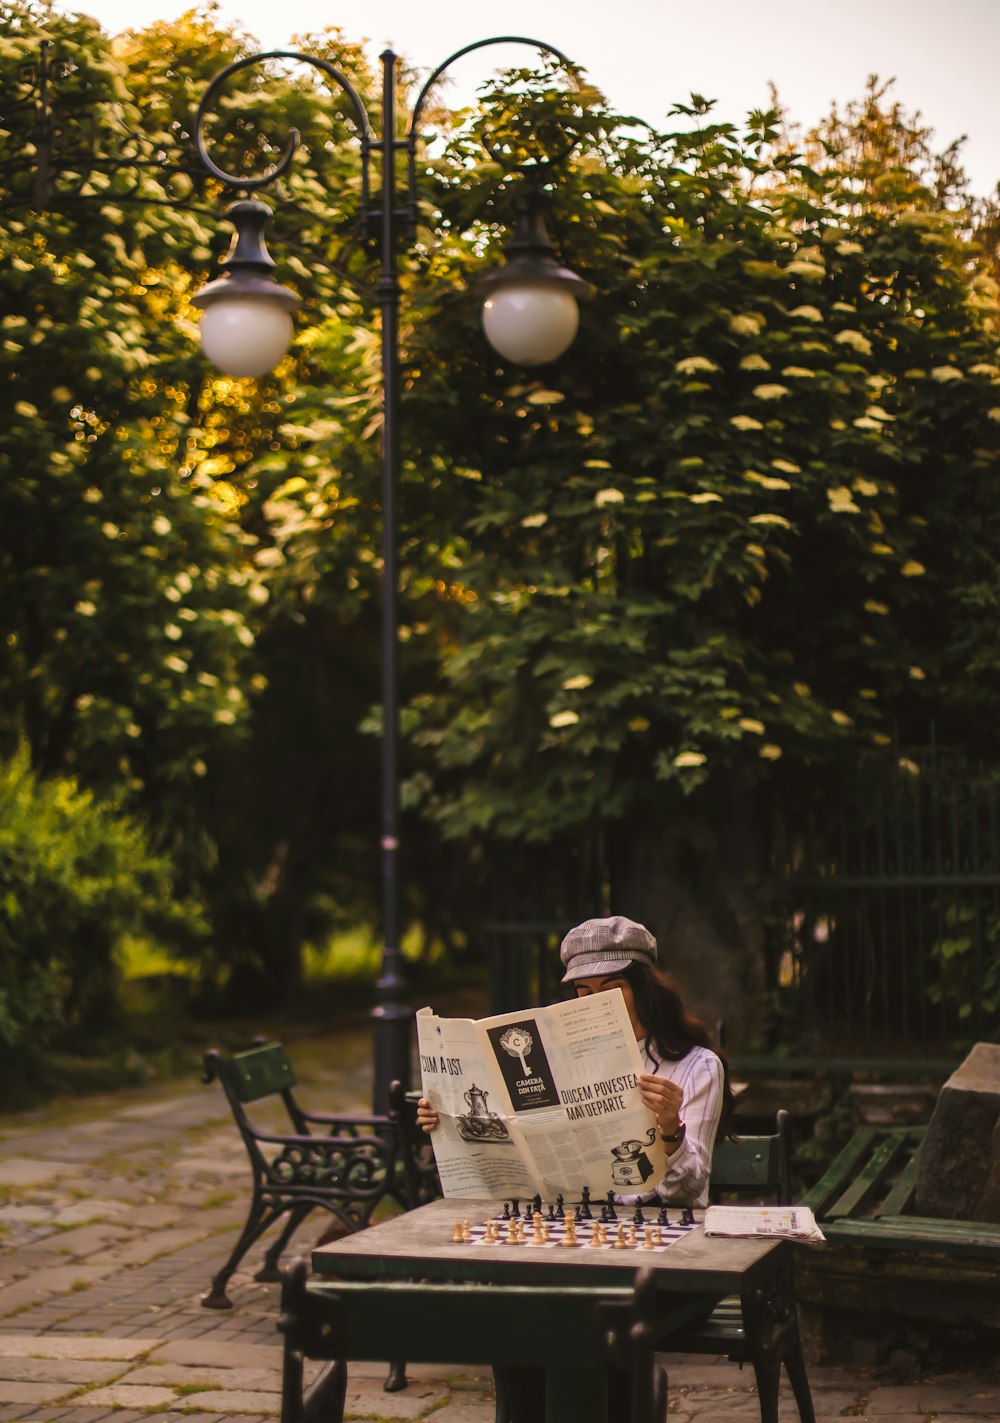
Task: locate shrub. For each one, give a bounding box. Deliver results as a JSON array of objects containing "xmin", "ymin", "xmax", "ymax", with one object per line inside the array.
[{"xmin": 0, "ymin": 746, "xmax": 202, "ymax": 1072}]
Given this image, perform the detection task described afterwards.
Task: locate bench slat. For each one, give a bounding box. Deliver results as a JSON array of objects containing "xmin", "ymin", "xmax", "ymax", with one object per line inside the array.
[
  {"xmin": 827, "ymin": 1131, "xmax": 911, "ymax": 1220},
  {"xmin": 230, "ymin": 1044, "xmax": 297, "ymax": 1101},
  {"xmin": 801, "ymin": 1126, "xmax": 876, "ymax": 1217},
  {"xmin": 824, "ymin": 1213, "xmax": 1000, "ymax": 1259},
  {"xmin": 878, "ymin": 1152, "xmax": 921, "ymax": 1218}
]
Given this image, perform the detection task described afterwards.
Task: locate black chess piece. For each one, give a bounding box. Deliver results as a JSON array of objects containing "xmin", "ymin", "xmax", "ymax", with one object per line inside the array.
[
  {"xmin": 681, "ymin": 1206, "xmax": 695, "ymax": 1227},
  {"xmin": 657, "ymin": 1204, "xmax": 670, "ymax": 1227},
  {"xmin": 605, "ymin": 1191, "xmax": 618, "ymax": 1221},
  {"xmin": 511, "ymin": 1198, "xmax": 521, "ymax": 1219},
  {"xmin": 633, "ymin": 1204, "xmax": 645, "ymax": 1227},
  {"xmin": 555, "ymin": 1194, "xmax": 564, "ymax": 1217},
  {"xmin": 580, "ymin": 1186, "xmax": 592, "ymax": 1219},
  {"xmin": 501, "ymin": 1202, "xmax": 511, "ymax": 1220},
  {"xmin": 599, "ymin": 1203, "xmax": 609, "ymax": 1223},
  {"xmin": 532, "ymin": 1194, "xmax": 542, "ymax": 1217},
  {"xmin": 547, "ymin": 1201, "xmax": 557, "ymax": 1222}
]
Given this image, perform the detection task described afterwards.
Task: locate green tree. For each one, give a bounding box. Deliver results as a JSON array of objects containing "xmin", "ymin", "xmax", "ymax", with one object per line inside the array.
[{"xmin": 386, "ymin": 86, "xmax": 1000, "ymax": 1039}]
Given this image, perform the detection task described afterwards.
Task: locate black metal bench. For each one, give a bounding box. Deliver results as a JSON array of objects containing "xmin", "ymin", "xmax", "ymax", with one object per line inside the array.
[
  {"xmin": 202, "ymin": 1040, "xmax": 410, "ymax": 1311},
  {"xmin": 798, "ymin": 1125, "xmax": 1000, "ymax": 1339}
]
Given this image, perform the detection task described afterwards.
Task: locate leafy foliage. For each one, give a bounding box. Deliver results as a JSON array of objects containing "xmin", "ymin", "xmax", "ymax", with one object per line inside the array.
[
  {"xmin": 395, "ymin": 87, "xmax": 1000, "ymax": 894},
  {"xmin": 0, "ymin": 745, "xmax": 200, "ymax": 1064},
  {"xmin": 1, "ymin": 4, "xmax": 999, "ymax": 1028}
]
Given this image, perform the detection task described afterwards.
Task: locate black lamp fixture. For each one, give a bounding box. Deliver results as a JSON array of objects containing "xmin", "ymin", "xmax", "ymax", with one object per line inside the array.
[{"xmin": 190, "ymin": 37, "xmax": 591, "ymax": 1112}]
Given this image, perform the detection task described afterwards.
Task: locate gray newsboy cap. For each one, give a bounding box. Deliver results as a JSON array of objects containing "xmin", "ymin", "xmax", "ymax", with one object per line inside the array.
[{"xmin": 560, "ymin": 915, "xmax": 658, "ymax": 983}]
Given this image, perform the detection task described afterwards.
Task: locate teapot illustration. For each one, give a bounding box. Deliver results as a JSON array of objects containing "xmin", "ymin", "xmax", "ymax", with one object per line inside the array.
[
  {"xmin": 610, "ymin": 1125, "xmax": 657, "ymax": 1186},
  {"xmin": 464, "ymin": 1084, "xmax": 491, "ymax": 1117},
  {"xmin": 456, "ymin": 1084, "xmax": 511, "ymax": 1143}
]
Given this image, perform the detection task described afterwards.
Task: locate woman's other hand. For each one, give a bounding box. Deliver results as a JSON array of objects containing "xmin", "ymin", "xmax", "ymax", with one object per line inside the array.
[
  {"xmin": 416, "ymin": 1098, "xmax": 439, "ymax": 1133},
  {"xmin": 638, "ymin": 1073, "xmax": 683, "ymax": 1137}
]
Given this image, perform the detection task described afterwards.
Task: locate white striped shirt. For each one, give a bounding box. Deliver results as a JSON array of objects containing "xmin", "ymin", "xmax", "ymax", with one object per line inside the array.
[{"xmin": 615, "ymin": 1041, "xmax": 724, "ymax": 1209}]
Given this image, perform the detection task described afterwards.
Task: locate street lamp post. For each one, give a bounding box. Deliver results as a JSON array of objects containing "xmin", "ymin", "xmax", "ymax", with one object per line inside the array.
[{"xmin": 191, "ymin": 37, "xmax": 592, "ymax": 1114}]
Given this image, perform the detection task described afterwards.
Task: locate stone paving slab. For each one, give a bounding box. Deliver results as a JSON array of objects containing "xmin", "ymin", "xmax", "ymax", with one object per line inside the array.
[
  {"xmin": 147, "ymin": 1340, "xmax": 283, "ymax": 1368},
  {"xmin": 0, "ymin": 1162, "xmax": 69, "ymax": 1188},
  {"xmin": 0, "ymin": 1336, "xmax": 158, "ymax": 1360},
  {"xmin": 0, "ymin": 1359, "xmax": 129, "ymax": 1385},
  {"xmin": 176, "ymin": 1390, "xmax": 279, "ymax": 1414},
  {"xmin": 125, "ymin": 1364, "xmax": 285, "ymax": 1390},
  {"xmin": 75, "ymin": 1382, "xmax": 179, "ymax": 1408},
  {"xmin": 0, "ymin": 1380, "xmax": 76, "ymax": 1405}
]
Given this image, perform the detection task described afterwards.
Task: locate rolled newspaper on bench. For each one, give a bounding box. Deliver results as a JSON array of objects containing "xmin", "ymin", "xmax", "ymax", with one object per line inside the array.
[{"xmin": 704, "ymin": 1205, "xmax": 826, "ymax": 1244}]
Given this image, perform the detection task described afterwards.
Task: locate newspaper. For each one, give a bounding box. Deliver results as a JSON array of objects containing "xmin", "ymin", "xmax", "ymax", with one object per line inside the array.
[
  {"xmin": 416, "ymin": 993, "xmax": 668, "ymax": 1200},
  {"xmin": 704, "ymin": 1205, "xmax": 826, "ymax": 1243}
]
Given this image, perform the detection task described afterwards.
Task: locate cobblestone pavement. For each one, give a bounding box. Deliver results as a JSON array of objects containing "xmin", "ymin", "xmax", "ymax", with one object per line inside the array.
[{"xmin": 1, "ymin": 1030, "xmax": 998, "ymax": 1423}]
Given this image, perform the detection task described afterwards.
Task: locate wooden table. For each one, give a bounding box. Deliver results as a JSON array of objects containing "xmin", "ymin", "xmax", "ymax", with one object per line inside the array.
[{"xmin": 279, "ymin": 1198, "xmax": 797, "ymax": 1423}]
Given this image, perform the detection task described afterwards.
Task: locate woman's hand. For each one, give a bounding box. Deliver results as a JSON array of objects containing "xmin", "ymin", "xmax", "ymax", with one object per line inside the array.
[
  {"xmin": 416, "ymin": 1097, "xmax": 440, "ymax": 1134},
  {"xmin": 638, "ymin": 1073, "xmax": 683, "ymax": 1138}
]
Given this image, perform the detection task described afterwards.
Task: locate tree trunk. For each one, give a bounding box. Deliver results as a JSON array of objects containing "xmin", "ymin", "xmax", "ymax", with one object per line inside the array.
[{"xmin": 618, "ymin": 782, "xmax": 767, "ymax": 1049}]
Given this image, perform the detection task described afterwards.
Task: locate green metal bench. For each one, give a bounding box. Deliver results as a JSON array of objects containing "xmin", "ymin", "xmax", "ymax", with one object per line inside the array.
[
  {"xmin": 202, "ymin": 1040, "xmax": 409, "ymax": 1311},
  {"xmin": 798, "ymin": 1126, "xmax": 1000, "ymax": 1336}
]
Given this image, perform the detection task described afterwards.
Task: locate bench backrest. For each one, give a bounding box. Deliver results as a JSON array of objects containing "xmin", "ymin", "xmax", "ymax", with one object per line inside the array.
[
  {"xmin": 710, "ymin": 1109, "xmax": 791, "ymax": 1204},
  {"xmin": 226, "ymin": 1042, "xmax": 297, "ymax": 1103}
]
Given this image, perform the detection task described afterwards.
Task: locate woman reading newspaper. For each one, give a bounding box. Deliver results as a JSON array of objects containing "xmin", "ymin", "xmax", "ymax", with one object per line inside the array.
[{"xmin": 417, "ymin": 914, "xmax": 735, "ymax": 1423}]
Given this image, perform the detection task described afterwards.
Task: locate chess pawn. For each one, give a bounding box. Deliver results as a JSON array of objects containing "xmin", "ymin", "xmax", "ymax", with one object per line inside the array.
[
  {"xmin": 452, "ymin": 1221, "xmax": 464, "ymax": 1243},
  {"xmin": 462, "ymin": 1221, "xmax": 472, "ymax": 1242},
  {"xmin": 642, "ymin": 1230, "xmax": 654, "ymax": 1249},
  {"xmin": 651, "ymin": 1227, "xmax": 663, "ymax": 1246}
]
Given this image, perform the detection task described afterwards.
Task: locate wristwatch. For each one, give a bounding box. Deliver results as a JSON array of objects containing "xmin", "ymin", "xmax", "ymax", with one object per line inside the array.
[{"xmin": 659, "ymin": 1121, "xmax": 686, "ymax": 1144}]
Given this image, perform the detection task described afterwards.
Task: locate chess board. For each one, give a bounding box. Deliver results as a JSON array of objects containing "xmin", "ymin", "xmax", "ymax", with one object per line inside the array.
[{"xmin": 454, "ymin": 1209, "xmax": 699, "ymax": 1252}]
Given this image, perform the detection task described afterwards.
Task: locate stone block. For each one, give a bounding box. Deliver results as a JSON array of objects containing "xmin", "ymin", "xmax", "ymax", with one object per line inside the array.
[
  {"xmin": 76, "ymin": 1383, "xmax": 178, "ymax": 1408},
  {"xmin": 177, "ymin": 1389, "xmax": 278, "ymax": 1413},
  {"xmin": 0, "ymin": 1335, "xmax": 159, "ymax": 1360},
  {"xmin": 914, "ymin": 1042, "xmax": 1000, "ymax": 1219}
]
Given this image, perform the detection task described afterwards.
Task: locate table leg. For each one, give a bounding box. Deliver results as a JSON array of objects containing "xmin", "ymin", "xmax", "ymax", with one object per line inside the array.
[{"xmin": 545, "ymin": 1365, "xmax": 608, "ymax": 1423}]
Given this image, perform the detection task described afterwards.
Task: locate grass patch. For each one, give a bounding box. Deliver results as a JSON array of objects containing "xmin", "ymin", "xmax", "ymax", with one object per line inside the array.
[
  {"xmin": 203, "ymin": 1193, "xmax": 236, "ymax": 1209},
  {"xmin": 1, "ymin": 931, "xmax": 491, "ymax": 1115}
]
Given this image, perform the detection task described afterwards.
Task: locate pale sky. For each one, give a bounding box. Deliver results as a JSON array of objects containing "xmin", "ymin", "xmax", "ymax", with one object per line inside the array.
[{"xmin": 65, "ymin": 0, "xmax": 998, "ymax": 196}]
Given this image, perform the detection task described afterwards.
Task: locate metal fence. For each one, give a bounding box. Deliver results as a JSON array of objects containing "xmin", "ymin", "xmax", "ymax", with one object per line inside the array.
[{"xmin": 775, "ymin": 753, "xmax": 1000, "ymax": 1055}]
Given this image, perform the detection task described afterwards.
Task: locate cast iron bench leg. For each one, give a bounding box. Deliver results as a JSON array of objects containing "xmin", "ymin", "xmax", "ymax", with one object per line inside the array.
[
  {"xmin": 204, "ymin": 1196, "xmax": 283, "ymax": 1308},
  {"xmin": 257, "ymin": 1203, "xmax": 316, "ymax": 1283}
]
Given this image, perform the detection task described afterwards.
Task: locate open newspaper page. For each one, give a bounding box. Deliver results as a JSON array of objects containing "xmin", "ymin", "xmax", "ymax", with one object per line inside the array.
[{"xmin": 416, "ymin": 992, "xmax": 668, "ymax": 1200}]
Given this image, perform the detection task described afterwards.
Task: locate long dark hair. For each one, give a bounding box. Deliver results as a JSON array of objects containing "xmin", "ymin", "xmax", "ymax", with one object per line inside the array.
[{"xmin": 620, "ymin": 961, "xmax": 736, "ymax": 1133}]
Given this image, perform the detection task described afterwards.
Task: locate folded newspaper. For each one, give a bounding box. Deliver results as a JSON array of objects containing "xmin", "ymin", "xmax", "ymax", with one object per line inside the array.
[
  {"xmin": 704, "ymin": 1205, "xmax": 826, "ymax": 1243},
  {"xmin": 417, "ymin": 994, "xmax": 668, "ymax": 1200}
]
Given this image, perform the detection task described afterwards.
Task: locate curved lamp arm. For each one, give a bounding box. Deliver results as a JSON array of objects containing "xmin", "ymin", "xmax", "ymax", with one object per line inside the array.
[
  {"xmin": 190, "ymin": 35, "xmax": 593, "ymax": 375},
  {"xmin": 194, "ymin": 49, "xmax": 374, "ymax": 191}
]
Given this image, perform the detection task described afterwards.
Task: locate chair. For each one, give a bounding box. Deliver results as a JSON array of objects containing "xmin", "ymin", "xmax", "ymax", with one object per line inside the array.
[
  {"xmin": 663, "ymin": 1109, "xmax": 815, "ymax": 1423},
  {"xmin": 201, "ymin": 1040, "xmax": 408, "ymax": 1310}
]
